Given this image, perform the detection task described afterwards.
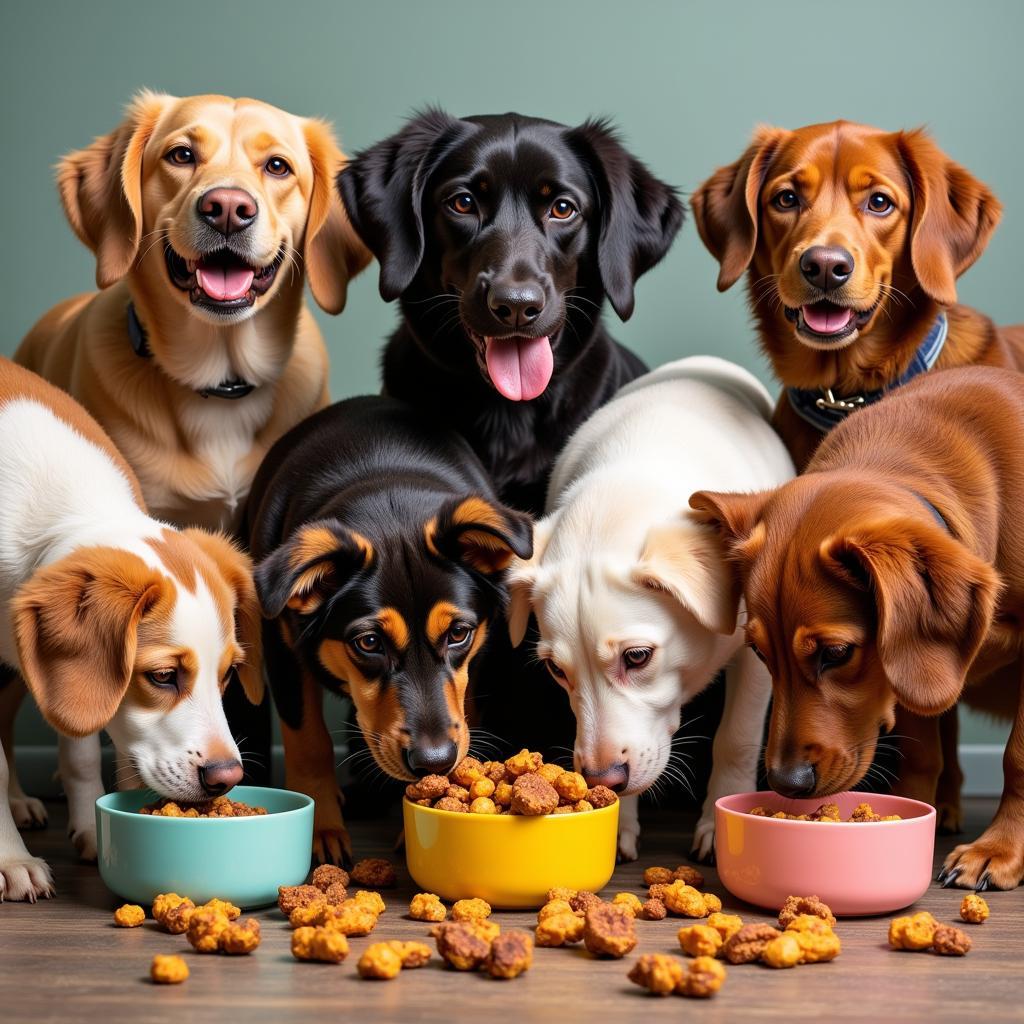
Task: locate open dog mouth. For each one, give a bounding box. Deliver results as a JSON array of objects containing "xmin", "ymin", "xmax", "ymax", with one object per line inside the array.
[
  {"xmin": 165, "ymin": 245, "xmax": 283, "ymax": 312},
  {"xmin": 464, "ymin": 327, "xmax": 555, "ymax": 402},
  {"xmin": 784, "ymin": 299, "xmax": 877, "ymax": 345}
]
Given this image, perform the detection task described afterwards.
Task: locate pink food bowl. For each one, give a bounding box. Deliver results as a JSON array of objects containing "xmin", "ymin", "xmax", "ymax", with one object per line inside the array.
[{"xmin": 714, "ymin": 791, "xmax": 936, "ymax": 916}]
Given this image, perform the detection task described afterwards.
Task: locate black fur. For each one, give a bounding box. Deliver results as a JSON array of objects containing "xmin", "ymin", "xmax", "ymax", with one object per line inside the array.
[
  {"xmin": 338, "ymin": 110, "xmax": 683, "ymax": 514},
  {"xmin": 245, "ymin": 395, "xmax": 532, "ymax": 780}
]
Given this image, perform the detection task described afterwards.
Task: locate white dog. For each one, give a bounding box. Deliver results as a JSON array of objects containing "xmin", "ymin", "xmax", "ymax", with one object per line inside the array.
[
  {"xmin": 0, "ymin": 358, "xmax": 261, "ymax": 900},
  {"xmin": 508, "ymin": 357, "xmax": 794, "ymax": 860}
]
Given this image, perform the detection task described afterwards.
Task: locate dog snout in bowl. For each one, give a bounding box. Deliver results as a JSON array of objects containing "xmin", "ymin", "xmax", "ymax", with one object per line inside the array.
[
  {"xmin": 404, "ymin": 737, "xmax": 459, "ymax": 777},
  {"xmin": 198, "ymin": 758, "xmax": 244, "ymax": 796},
  {"xmin": 582, "ymin": 761, "xmax": 630, "ymax": 793},
  {"xmin": 197, "ymin": 187, "xmax": 259, "ymax": 237},
  {"xmin": 766, "ymin": 760, "xmax": 817, "ymax": 798}
]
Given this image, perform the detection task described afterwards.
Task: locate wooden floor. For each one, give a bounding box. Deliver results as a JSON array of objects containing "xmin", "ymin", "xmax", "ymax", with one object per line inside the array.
[{"xmin": 1, "ymin": 799, "xmax": 1021, "ymax": 1024}]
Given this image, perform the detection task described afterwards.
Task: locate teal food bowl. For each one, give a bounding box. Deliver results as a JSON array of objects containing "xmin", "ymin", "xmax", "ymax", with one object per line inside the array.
[{"xmin": 95, "ymin": 786, "xmax": 313, "ymax": 909}]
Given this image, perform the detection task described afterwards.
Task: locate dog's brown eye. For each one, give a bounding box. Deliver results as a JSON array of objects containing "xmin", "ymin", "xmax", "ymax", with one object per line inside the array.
[
  {"xmin": 265, "ymin": 157, "xmax": 291, "ymax": 177},
  {"xmin": 623, "ymin": 647, "xmax": 653, "ymax": 670},
  {"xmin": 549, "ymin": 198, "xmax": 578, "ymax": 221},
  {"xmin": 867, "ymin": 192, "xmax": 894, "ymax": 215},
  {"xmin": 545, "ymin": 659, "xmax": 566, "ymax": 681},
  {"xmin": 146, "ymin": 668, "xmax": 178, "ymax": 688},
  {"xmin": 165, "ymin": 146, "xmax": 195, "ymax": 166},
  {"xmin": 447, "ymin": 623, "xmax": 473, "ymax": 647},
  {"xmin": 820, "ymin": 643, "xmax": 854, "ymax": 669},
  {"xmin": 448, "ymin": 193, "xmax": 476, "ymax": 215},
  {"xmin": 772, "ymin": 189, "xmax": 798, "ymax": 210},
  {"xmin": 353, "ymin": 632, "xmax": 384, "ymax": 655}
]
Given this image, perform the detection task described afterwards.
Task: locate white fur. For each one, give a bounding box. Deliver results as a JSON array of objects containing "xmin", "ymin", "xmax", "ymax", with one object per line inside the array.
[
  {"xmin": 0, "ymin": 396, "xmax": 241, "ymax": 888},
  {"xmin": 514, "ymin": 357, "xmax": 794, "ymax": 860}
]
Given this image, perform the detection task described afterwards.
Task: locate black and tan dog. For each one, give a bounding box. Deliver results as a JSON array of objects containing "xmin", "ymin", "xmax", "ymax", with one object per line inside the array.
[
  {"xmin": 246, "ymin": 396, "xmax": 532, "ymax": 863},
  {"xmin": 337, "ymin": 109, "xmax": 683, "ymax": 514}
]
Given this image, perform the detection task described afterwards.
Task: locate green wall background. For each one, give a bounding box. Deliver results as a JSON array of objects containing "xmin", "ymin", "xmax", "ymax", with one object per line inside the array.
[{"xmin": 4, "ymin": 0, "xmax": 1016, "ymax": 749}]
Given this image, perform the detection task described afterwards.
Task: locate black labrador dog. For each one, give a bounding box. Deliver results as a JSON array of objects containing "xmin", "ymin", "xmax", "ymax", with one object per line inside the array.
[
  {"xmin": 246, "ymin": 395, "xmax": 532, "ymax": 863},
  {"xmin": 338, "ymin": 109, "xmax": 684, "ymax": 514}
]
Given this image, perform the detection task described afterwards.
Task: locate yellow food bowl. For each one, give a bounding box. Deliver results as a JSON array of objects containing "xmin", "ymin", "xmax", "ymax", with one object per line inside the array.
[{"xmin": 403, "ymin": 798, "xmax": 619, "ymax": 908}]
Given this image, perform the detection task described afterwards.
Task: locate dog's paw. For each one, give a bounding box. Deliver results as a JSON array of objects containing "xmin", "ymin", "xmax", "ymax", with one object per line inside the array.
[
  {"xmin": 690, "ymin": 815, "xmax": 717, "ymax": 865},
  {"xmin": 312, "ymin": 826, "xmax": 353, "ymax": 869},
  {"xmin": 69, "ymin": 824, "xmax": 98, "ymax": 863},
  {"xmin": 0, "ymin": 854, "xmax": 54, "ymax": 902},
  {"xmin": 10, "ymin": 794, "xmax": 48, "ymax": 830},
  {"xmin": 616, "ymin": 828, "xmax": 639, "ymax": 863},
  {"xmin": 939, "ymin": 831, "xmax": 1024, "ymax": 891}
]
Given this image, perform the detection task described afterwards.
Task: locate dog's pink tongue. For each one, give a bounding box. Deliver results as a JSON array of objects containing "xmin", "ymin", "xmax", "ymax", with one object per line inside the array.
[
  {"xmin": 802, "ymin": 302, "xmax": 854, "ymax": 335},
  {"xmin": 196, "ymin": 265, "xmax": 254, "ymax": 301},
  {"xmin": 484, "ymin": 335, "xmax": 553, "ymax": 401}
]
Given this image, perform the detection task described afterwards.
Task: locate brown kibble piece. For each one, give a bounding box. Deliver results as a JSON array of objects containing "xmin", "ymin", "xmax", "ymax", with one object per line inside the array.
[
  {"xmin": 585, "ymin": 785, "xmax": 618, "ymax": 808},
  {"xmin": 486, "ymin": 930, "xmax": 534, "ymax": 979},
  {"xmin": 291, "ymin": 926, "xmax": 349, "ymax": 963},
  {"xmin": 186, "ymin": 907, "xmax": 230, "ymax": 953},
  {"xmin": 778, "ymin": 894, "xmax": 836, "ymax": 929},
  {"xmin": 932, "ymin": 924, "xmax": 972, "ymax": 956},
  {"xmin": 642, "ymin": 866, "xmax": 674, "ymax": 886},
  {"xmin": 678, "ymin": 955, "xmax": 727, "ymax": 997},
  {"xmin": 553, "ymin": 772, "xmax": 588, "ymax": 803},
  {"xmin": 278, "ymin": 884, "xmax": 323, "ymax": 916},
  {"xmin": 311, "ymin": 864, "xmax": 350, "ymax": 891},
  {"xmin": 672, "ymin": 865, "xmax": 705, "ymax": 888},
  {"xmin": 569, "ymin": 891, "xmax": 603, "ymax": 914},
  {"xmin": 350, "ymin": 858, "xmax": 397, "ymax": 888},
  {"xmin": 511, "ymin": 773, "xmax": 559, "ymax": 815},
  {"xmin": 721, "ymin": 923, "xmax": 782, "ymax": 964},
  {"xmin": 583, "ymin": 903, "xmax": 637, "ymax": 958},
  {"xmin": 221, "ymin": 918, "xmax": 261, "ymax": 954},
  {"xmin": 434, "ymin": 921, "xmax": 493, "ymax": 970},
  {"xmin": 639, "ymin": 898, "xmax": 667, "ymax": 921},
  {"xmin": 152, "ymin": 893, "xmax": 195, "ymax": 934}
]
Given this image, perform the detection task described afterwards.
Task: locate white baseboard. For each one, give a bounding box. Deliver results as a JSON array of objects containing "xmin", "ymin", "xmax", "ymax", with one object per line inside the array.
[{"xmin": 11, "ymin": 743, "xmax": 1008, "ymax": 799}]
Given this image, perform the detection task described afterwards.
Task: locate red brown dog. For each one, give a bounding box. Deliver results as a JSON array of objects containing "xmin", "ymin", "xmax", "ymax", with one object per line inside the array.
[
  {"xmin": 691, "ymin": 367, "xmax": 1024, "ymax": 891},
  {"xmin": 691, "ymin": 120, "xmax": 1024, "ymax": 470}
]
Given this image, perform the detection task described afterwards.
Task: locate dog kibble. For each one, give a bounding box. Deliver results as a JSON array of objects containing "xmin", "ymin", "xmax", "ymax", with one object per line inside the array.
[
  {"xmin": 113, "ymin": 904, "xmax": 145, "ymax": 928},
  {"xmin": 278, "ymin": 884, "xmax": 323, "ymax": 916},
  {"xmin": 888, "ymin": 912, "xmax": 938, "ymax": 951},
  {"xmin": 451, "ymin": 897, "xmax": 491, "ymax": 922},
  {"xmin": 678, "ymin": 955, "xmax": 727, "ymax": 998},
  {"xmin": 434, "ymin": 921, "xmax": 494, "ymax": 970},
  {"xmin": 678, "ymin": 924, "xmax": 723, "ymax": 957},
  {"xmin": 152, "ymin": 893, "xmax": 195, "ymax": 934},
  {"xmin": 778, "ymin": 895, "xmax": 836, "ymax": 929},
  {"xmin": 350, "ymin": 858, "xmax": 396, "ymax": 888},
  {"xmin": 639, "ymin": 898, "xmax": 668, "ymax": 921},
  {"xmin": 960, "ymin": 893, "xmax": 989, "ymax": 923},
  {"xmin": 583, "ymin": 903, "xmax": 637, "ymax": 958},
  {"xmin": 150, "ymin": 954, "xmax": 189, "ymax": 984},
  {"xmin": 749, "ymin": 801, "xmax": 900, "ymax": 823},
  {"xmin": 409, "ymin": 892, "xmax": 447, "ymax": 922},
  {"xmin": 139, "ymin": 795, "xmax": 266, "ymax": 817},
  {"xmin": 408, "ymin": 755, "xmax": 616, "ymax": 816},
  {"xmin": 628, "ymin": 953, "xmax": 686, "ymax": 996},
  {"xmin": 310, "ymin": 864, "xmax": 350, "ymax": 891},
  {"xmin": 932, "ymin": 924, "xmax": 972, "ymax": 956},
  {"xmin": 722, "ymin": 923, "xmax": 782, "ymax": 964},
  {"xmin": 612, "ymin": 892, "xmax": 644, "ymax": 918},
  {"xmin": 486, "ymin": 930, "xmax": 534, "ymax": 979},
  {"xmin": 291, "ymin": 926, "xmax": 349, "ymax": 963},
  {"xmin": 357, "ymin": 942, "xmax": 403, "ymax": 979}
]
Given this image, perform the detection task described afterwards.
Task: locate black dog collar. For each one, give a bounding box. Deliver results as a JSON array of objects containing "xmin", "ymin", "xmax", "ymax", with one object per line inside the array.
[{"xmin": 126, "ymin": 302, "xmax": 256, "ymax": 400}]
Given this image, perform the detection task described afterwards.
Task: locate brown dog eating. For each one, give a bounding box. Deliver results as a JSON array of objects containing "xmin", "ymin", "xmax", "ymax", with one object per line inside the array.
[
  {"xmin": 691, "ymin": 366, "xmax": 1024, "ymax": 891},
  {"xmin": 691, "ymin": 120, "xmax": 1024, "ymax": 470}
]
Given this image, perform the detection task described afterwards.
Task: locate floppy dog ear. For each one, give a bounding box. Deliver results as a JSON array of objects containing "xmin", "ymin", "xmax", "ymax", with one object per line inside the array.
[
  {"xmin": 688, "ymin": 489, "xmax": 773, "ymax": 557},
  {"xmin": 12, "ymin": 548, "xmax": 166, "ymax": 736},
  {"xmin": 57, "ymin": 90, "xmax": 170, "ymax": 289},
  {"xmin": 691, "ymin": 126, "xmax": 788, "ymax": 292},
  {"xmin": 337, "ymin": 108, "xmax": 466, "ymax": 301},
  {"xmin": 182, "ymin": 529, "xmax": 264, "ymax": 706},
  {"xmin": 567, "ymin": 119, "xmax": 684, "ymax": 321},
  {"xmin": 822, "ymin": 518, "xmax": 1000, "ymax": 716},
  {"xmin": 896, "ymin": 129, "xmax": 1002, "ymax": 307},
  {"xmin": 505, "ymin": 517, "xmax": 552, "ymax": 648},
  {"xmin": 631, "ymin": 518, "xmax": 738, "ymax": 636},
  {"xmin": 429, "ymin": 496, "xmax": 534, "ymax": 577},
  {"xmin": 254, "ymin": 521, "xmax": 374, "ymax": 619},
  {"xmin": 302, "ymin": 119, "xmax": 372, "ymax": 315}
]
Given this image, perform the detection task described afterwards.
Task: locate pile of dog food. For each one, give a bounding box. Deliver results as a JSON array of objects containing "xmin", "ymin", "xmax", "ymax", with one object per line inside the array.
[
  {"xmin": 137, "ymin": 796, "xmax": 268, "ymax": 818},
  {"xmin": 747, "ymin": 801, "xmax": 901, "ymax": 822},
  {"xmin": 405, "ymin": 751, "xmax": 618, "ymax": 815}
]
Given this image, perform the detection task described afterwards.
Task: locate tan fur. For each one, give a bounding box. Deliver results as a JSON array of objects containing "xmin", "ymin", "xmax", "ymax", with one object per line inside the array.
[{"xmin": 16, "ymin": 92, "xmax": 370, "ymax": 530}]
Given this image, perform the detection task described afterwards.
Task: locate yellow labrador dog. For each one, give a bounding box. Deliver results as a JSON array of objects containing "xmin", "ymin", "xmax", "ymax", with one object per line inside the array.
[{"xmin": 17, "ymin": 91, "xmax": 369, "ymax": 531}]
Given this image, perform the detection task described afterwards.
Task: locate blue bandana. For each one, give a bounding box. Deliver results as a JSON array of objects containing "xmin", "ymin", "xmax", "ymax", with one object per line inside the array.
[{"xmin": 786, "ymin": 312, "xmax": 948, "ymax": 433}]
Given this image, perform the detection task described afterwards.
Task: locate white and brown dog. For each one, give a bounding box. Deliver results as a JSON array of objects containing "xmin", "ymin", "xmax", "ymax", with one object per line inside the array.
[
  {"xmin": 16, "ymin": 91, "xmax": 369, "ymax": 531},
  {"xmin": 0, "ymin": 358, "xmax": 261, "ymax": 901},
  {"xmin": 508, "ymin": 357, "xmax": 794, "ymax": 860}
]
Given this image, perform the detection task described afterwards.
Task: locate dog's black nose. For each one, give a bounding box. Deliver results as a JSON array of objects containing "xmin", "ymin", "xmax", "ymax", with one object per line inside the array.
[
  {"xmin": 198, "ymin": 187, "xmax": 258, "ymax": 236},
  {"xmin": 767, "ymin": 762, "xmax": 817, "ymax": 798},
  {"xmin": 198, "ymin": 759, "xmax": 244, "ymax": 796},
  {"xmin": 405, "ymin": 740, "xmax": 459, "ymax": 777},
  {"xmin": 799, "ymin": 245, "xmax": 853, "ymax": 292},
  {"xmin": 487, "ymin": 280, "xmax": 545, "ymax": 330}
]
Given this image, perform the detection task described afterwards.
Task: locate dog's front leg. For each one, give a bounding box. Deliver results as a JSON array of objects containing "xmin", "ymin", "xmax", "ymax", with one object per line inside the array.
[
  {"xmin": 0, "ymin": 671, "xmax": 47, "ymax": 829},
  {"xmin": 891, "ymin": 707, "xmax": 943, "ymax": 807},
  {"xmin": 58, "ymin": 733, "xmax": 104, "ymax": 861},
  {"xmin": 617, "ymin": 794, "xmax": 640, "ymax": 862},
  {"xmin": 281, "ymin": 670, "xmax": 351, "ymax": 867},
  {"xmin": 940, "ymin": 661, "xmax": 1024, "ymax": 890},
  {"xmin": 0, "ymin": 736, "xmax": 53, "ymax": 901},
  {"xmin": 692, "ymin": 644, "xmax": 771, "ymax": 863}
]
